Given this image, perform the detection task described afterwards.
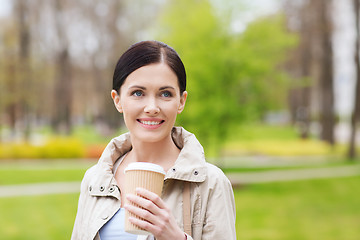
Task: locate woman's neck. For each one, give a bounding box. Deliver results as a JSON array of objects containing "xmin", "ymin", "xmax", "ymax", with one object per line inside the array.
[{"xmin": 127, "ymin": 134, "xmax": 180, "ymax": 172}]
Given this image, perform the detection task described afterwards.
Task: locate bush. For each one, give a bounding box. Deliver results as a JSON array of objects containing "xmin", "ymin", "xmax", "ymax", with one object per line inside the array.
[{"xmin": 0, "ymin": 137, "xmax": 86, "ymax": 159}]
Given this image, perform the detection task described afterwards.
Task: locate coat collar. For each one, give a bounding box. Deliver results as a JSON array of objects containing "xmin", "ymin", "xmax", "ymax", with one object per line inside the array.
[
  {"xmin": 165, "ymin": 127, "xmax": 207, "ymax": 182},
  {"xmin": 98, "ymin": 127, "xmax": 207, "ymax": 183}
]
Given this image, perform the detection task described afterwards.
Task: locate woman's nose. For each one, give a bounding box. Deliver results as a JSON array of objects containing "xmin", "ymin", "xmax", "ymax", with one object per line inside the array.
[{"xmin": 144, "ymin": 97, "xmax": 160, "ymax": 115}]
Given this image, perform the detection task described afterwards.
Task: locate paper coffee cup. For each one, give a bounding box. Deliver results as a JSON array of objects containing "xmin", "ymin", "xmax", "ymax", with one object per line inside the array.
[{"xmin": 124, "ymin": 162, "xmax": 166, "ymax": 235}]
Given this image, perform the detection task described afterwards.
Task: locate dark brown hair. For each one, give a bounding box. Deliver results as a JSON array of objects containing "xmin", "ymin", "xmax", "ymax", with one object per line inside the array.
[{"xmin": 113, "ymin": 40, "xmax": 186, "ymax": 94}]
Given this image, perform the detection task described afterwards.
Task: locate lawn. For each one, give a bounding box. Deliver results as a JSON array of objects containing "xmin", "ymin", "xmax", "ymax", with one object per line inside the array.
[
  {"xmin": 0, "ymin": 193, "xmax": 79, "ymax": 240},
  {"xmin": 0, "ymin": 175, "xmax": 359, "ymax": 239},
  {"xmin": 0, "ymin": 169, "xmax": 87, "ymax": 185},
  {"xmin": 235, "ymin": 176, "xmax": 360, "ymax": 240}
]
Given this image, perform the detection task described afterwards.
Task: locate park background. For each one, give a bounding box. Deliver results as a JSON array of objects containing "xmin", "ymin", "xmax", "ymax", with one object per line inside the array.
[{"xmin": 0, "ymin": 0, "xmax": 360, "ymax": 239}]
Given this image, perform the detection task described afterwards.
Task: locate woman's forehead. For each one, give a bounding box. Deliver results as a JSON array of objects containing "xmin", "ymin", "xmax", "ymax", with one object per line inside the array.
[{"xmin": 122, "ymin": 63, "xmax": 179, "ymax": 88}]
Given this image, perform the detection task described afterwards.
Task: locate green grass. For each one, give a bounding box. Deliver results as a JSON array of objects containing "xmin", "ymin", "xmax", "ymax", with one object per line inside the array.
[
  {"xmin": 223, "ymin": 139, "xmax": 336, "ymax": 156},
  {"xmin": 0, "ymin": 160, "xmax": 93, "ymax": 185},
  {"xmin": 0, "ymin": 194, "xmax": 79, "ymax": 240},
  {"xmin": 223, "ymin": 123, "xmax": 357, "ymax": 157},
  {"xmin": 228, "ymin": 123, "xmax": 300, "ymax": 141},
  {"xmin": 0, "ymin": 169, "xmax": 87, "ymax": 185},
  {"xmin": 235, "ymin": 176, "xmax": 360, "ymax": 240}
]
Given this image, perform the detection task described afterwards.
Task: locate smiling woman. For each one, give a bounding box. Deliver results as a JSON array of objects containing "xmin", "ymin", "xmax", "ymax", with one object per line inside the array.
[
  {"xmin": 71, "ymin": 41, "xmax": 236, "ymax": 240},
  {"xmin": 112, "ymin": 63, "xmax": 187, "ymax": 145}
]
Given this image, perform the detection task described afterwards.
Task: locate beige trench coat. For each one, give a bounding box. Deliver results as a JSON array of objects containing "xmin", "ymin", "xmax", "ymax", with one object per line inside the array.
[{"xmin": 71, "ymin": 127, "xmax": 236, "ymax": 240}]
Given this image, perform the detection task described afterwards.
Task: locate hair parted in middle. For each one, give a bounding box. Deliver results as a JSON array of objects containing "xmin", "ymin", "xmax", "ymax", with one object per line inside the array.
[{"xmin": 112, "ymin": 40, "xmax": 186, "ymax": 95}]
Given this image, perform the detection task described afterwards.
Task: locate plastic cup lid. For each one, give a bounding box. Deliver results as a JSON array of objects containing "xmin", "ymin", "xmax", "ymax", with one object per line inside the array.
[{"xmin": 124, "ymin": 162, "xmax": 166, "ymax": 175}]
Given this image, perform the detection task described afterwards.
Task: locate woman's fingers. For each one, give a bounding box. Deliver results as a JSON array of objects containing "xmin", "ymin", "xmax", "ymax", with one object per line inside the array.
[
  {"xmin": 124, "ymin": 193, "xmax": 170, "ymax": 235},
  {"xmin": 124, "ymin": 188, "xmax": 185, "ymax": 240},
  {"xmin": 124, "ymin": 202, "xmax": 158, "ymax": 226},
  {"xmin": 126, "ymin": 192, "xmax": 163, "ymax": 217},
  {"xmin": 135, "ymin": 187, "xmax": 167, "ymax": 209}
]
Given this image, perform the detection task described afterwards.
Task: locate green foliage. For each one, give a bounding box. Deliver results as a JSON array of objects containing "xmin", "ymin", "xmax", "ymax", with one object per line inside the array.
[
  {"xmin": 72, "ymin": 125, "xmax": 112, "ymax": 145},
  {"xmin": 156, "ymin": 0, "xmax": 298, "ymax": 156},
  {"xmin": 233, "ymin": 15, "xmax": 298, "ymax": 115}
]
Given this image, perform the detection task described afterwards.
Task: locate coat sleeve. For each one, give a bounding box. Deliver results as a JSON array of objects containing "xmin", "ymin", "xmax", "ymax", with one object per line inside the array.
[
  {"xmin": 201, "ymin": 166, "xmax": 236, "ymax": 240},
  {"xmin": 71, "ymin": 169, "xmax": 91, "ymax": 240}
]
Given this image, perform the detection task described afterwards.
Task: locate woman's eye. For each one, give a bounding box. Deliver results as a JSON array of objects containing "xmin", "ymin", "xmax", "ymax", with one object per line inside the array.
[
  {"xmin": 132, "ymin": 90, "xmax": 143, "ymax": 97},
  {"xmin": 161, "ymin": 91, "xmax": 172, "ymax": 98}
]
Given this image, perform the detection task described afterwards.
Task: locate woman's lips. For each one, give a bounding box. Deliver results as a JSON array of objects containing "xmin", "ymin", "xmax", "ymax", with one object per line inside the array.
[{"xmin": 137, "ymin": 119, "xmax": 165, "ymax": 129}]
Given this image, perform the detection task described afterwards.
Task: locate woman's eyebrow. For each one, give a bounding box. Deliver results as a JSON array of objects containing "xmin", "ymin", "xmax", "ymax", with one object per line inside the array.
[
  {"xmin": 129, "ymin": 85, "xmax": 146, "ymax": 90},
  {"xmin": 159, "ymin": 86, "xmax": 175, "ymax": 90}
]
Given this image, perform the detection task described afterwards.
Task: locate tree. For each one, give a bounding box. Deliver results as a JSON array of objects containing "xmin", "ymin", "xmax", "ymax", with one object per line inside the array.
[
  {"xmin": 0, "ymin": 0, "xmax": 166, "ymax": 139},
  {"xmin": 348, "ymin": 0, "xmax": 360, "ymax": 160},
  {"xmin": 51, "ymin": 0, "xmax": 73, "ymax": 134},
  {"xmin": 15, "ymin": 0, "xmax": 32, "ymax": 140},
  {"xmin": 284, "ymin": 0, "xmax": 316, "ymax": 139},
  {"xmin": 0, "ymin": 23, "xmax": 18, "ymax": 139},
  {"xmin": 318, "ymin": 0, "xmax": 336, "ymax": 145},
  {"xmin": 284, "ymin": 0, "xmax": 336, "ymax": 144},
  {"xmin": 157, "ymin": 0, "xmax": 297, "ymax": 157}
]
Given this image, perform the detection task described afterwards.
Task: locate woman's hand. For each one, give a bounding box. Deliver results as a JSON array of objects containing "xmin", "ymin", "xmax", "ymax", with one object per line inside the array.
[{"xmin": 124, "ymin": 187, "xmax": 186, "ymax": 240}]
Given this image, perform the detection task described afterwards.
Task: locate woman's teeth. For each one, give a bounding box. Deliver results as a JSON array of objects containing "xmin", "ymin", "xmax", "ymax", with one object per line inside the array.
[{"xmin": 140, "ymin": 121, "xmax": 161, "ymax": 125}]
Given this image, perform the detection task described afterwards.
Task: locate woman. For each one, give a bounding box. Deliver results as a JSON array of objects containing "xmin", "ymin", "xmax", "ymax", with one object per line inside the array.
[{"xmin": 71, "ymin": 40, "xmax": 236, "ymax": 240}]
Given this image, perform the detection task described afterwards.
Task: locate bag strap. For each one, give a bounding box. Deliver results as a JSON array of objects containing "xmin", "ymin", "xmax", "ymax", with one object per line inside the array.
[{"xmin": 183, "ymin": 181, "xmax": 192, "ymax": 236}]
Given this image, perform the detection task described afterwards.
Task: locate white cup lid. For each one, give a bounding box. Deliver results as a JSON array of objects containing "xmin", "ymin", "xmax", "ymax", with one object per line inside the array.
[{"xmin": 124, "ymin": 162, "xmax": 166, "ymax": 175}]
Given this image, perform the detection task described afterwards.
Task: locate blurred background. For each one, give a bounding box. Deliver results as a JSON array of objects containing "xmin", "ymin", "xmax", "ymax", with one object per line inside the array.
[{"xmin": 0, "ymin": 0, "xmax": 359, "ymax": 239}]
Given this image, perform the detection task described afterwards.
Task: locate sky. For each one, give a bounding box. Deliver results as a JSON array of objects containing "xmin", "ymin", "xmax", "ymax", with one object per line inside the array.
[
  {"xmin": 333, "ymin": 0, "xmax": 356, "ymax": 118},
  {"xmin": 0, "ymin": 0, "xmax": 10, "ymax": 17}
]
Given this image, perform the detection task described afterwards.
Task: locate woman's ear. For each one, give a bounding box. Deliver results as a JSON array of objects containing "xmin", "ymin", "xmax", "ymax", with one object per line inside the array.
[
  {"xmin": 177, "ymin": 91, "xmax": 188, "ymax": 114},
  {"xmin": 111, "ymin": 90, "xmax": 123, "ymax": 113}
]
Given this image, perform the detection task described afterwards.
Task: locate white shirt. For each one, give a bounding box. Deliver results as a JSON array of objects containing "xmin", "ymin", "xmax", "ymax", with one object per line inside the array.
[{"xmin": 99, "ymin": 208, "xmax": 137, "ymax": 240}]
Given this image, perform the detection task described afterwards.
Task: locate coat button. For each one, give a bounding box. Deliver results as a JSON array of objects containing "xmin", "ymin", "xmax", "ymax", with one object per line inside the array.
[
  {"xmin": 194, "ymin": 171, "xmax": 199, "ymax": 175},
  {"xmin": 109, "ymin": 186, "xmax": 115, "ymax": 193},
  {"xmin": 89, "ymin": 186, "xmax": 92, "ymax": 192},
  {"xmin": 100, "ymin": 186, "xmax": 105, "ymax": 192},
  {"xmin": 172, "ymin": 168, "xmax": 176, "ymax": 172}
]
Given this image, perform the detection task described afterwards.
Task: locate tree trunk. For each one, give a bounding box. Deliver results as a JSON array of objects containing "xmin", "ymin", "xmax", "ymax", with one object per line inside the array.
[
  {"xmin": 53, "ymin": 49, "xmax": 72, "ymax": 134},
  {"xmin": 319, "ymin": 0, "xmax": 335, "ymax": 145},
  {"xmin": 297, "ymin": 2, "xmax": 312, "ymax": 139},
  {"xmin": 348, "ymin": 0, "xmax": 360, "ymax": 160},
  {"xmin": 284, "ymin": 0, "xmax": 313, "ymax": 139},
  {"xmin": 51, "ymin": 0, "xmax": 72, "ymax": 134},
  {"xmin": 5, "ymin": 59, "xmax": 17, "ymax": 138},
  {"xmin": 16, "ymin": 0, "xmax": 32, "ymax": 141}
]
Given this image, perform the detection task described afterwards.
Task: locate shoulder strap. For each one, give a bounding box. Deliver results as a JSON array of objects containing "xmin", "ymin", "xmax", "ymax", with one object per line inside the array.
[{"xmin": 183, "ymin": 181, "xmax": 192, "ymax": 236}]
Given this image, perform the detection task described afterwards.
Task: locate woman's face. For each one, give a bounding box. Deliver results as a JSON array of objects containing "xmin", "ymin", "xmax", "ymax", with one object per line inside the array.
[{"xmin": 112, "ymin": 63, "xmax": 187, "ymax": 143}]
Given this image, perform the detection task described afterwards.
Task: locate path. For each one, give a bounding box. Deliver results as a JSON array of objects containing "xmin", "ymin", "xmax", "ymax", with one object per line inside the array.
[
  {"xmin": 0, "ymin": 165, "xmax": 360, "ymax": 198},
  {"xmin": 0, "ymin": 181, "xmax": 80, "ymax": 198},
  {"xmin": 227, "ymin": 165, "xmax": 360, "ymax": 186}
]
